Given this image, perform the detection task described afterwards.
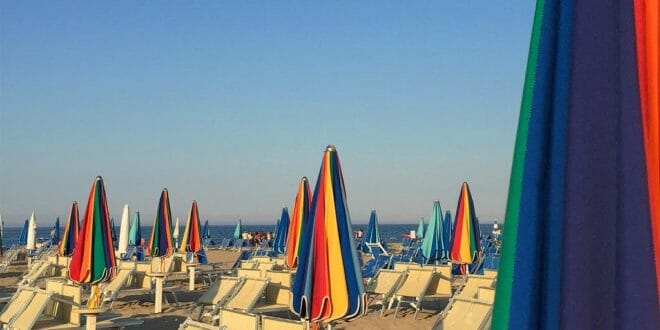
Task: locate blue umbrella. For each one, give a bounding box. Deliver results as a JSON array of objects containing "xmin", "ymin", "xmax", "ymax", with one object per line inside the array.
[
  {"xmin": 128, "ymin": 212, "xmax": 142, "ymax": 247},
  {"xmin": 51, "ymin": 217, "xmax": 61, "ymax": 245},
  {"xmin": 420, "ymin": 201, "xmax": 447, "ymax": 264},
  {"xmin": 416, "ymin": 217, "xmax": 425, "ymax": 240},
  {"xmin": 273, "ymin": 208, "xmax": 290, "ymax": 254},
  {"xmin": 233, "ymin": 219, "xmax": 242, "ymax": 239},
  {"xmin": 442, "ymin": 210, "xmax": 452, "ymax": 252},
  {"xmin": 110, "ymin": 217, "xmax": 118, "ymax": 243},
  {"xmin": 361, "ymin": 210, "xmax": 381, "ymax": 253},
  {"xmin": 18, "ymin": 219, "xmax": 28, "ymax": 246},
  {"xmin": 202, "ymin": 220, "xmax": 211, "ymax": 239}
]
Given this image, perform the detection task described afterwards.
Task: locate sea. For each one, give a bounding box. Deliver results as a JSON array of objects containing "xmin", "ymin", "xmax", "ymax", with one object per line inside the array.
[{"xmin": 1, "ymin": 223, "xmax": 500, "ymax": 248}]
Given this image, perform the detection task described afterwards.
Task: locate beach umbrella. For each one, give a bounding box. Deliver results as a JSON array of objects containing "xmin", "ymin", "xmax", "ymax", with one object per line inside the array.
[
  {"xmin": 18, "ymin": 219, "xmax": 28, "ymax": 246},
  {"xmin": 361, "ymin": 210, "xmax": 382, "ymax": 253},
  {"xmin": 442, "ymin": 210, "xmax": 452, "ymax": 252},
  {"xmin": 416, "ymin": 217, "xmax": 425, "ymax": 240},
  {"xmin": 117, "ymin": 205, "xmax": 130, "ymax": 256},
  {"xmin": 69, "ymin": 176, "xmax": 116, "ymax": 308},
  {"xmin": 148, "ymin": 188, "xmax": 174, "ymax": 257},
  {"xmin": 128, "ymin": 212, "xmax": 142, "ymax": 247},
  {"xmin": 110, "ymin": 218, "xmax": 117, "ymax": 244},
  {"xmin": 492, "ymin": 1, "xmax": 659, "ymax": 328},
  {"xmin": 58, "ymin": 202, "xmax": 80, "ymax": 257},
  {"xmin": 51, "ymin": 217, "xmax": 61, "ymax": 245},
  {"xmin": 273, "ymin": 219, "xmax": 281, "ymax": 240},
  {"xmin": 202, "ymin": 220, "xmax": 211, "ymax": 240},
  {"xmin": 27, "ymin": 212, "xmax": 37, "ymax": 251},
  {"xmin": 420, "ymin": 201, "xmax": 447, "ymax": 264},
  {"xmin": 173, "ymin": 217, "xmax": 180, "ymax": 249},
  {"xmin": 285, "ymin": 177, "xmax": 312, "ymax": 268},
  {"xmin": 233, "ymin": 219, "xmax": 242, "ymax": 239},
  {"xmin": 180, "ymin": 201, "xmax": 203, "ymax": 253},
  {"xmin": 449, "ymin": 182, "xmax": 481, "ymax": 270},
  {"xmin": 273, "ymin": 208, "xmax": 290, "ymax": 255},
  {"xmin": 0, "ymin": 214, "xmax": 4, "ymax": 256},
  {"xmin": 291, "ymin": 145, "xmax": 367, "ymax": 325}
]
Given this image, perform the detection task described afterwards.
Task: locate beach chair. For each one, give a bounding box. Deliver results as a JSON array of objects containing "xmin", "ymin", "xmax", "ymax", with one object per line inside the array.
[
  {"xmin": 255, "ymin": 261, "xmax": 276, "ymax": 277},
  {"xmin": 251, "ymin": 270, "xmax": 292, "ymax": 314},
  {"xmin": 217, "ymin": 308, "xmax": 259, "ymax": 330},
  {"xmin": 454, "ymin": 275, "xmax": 496, "ymax": 301},
  {"xmin": 232, "ymin": 239, "xmax": 245, "ymax": 250},
  {"xmin": 261, "ymin": 315, "xmax": 307, "ymax": 330},
  {"xmin": 18, "ymin": 260, "xmax": 53, "ymax": 286},
  {"xmin": 0, "ymin": 287, "xmax": 37, "ymax": 326},
  {"xmin": 190, "ymin": 276, "xmax": 243, "ymax": 320},
  {"xmin": 366, "ymin": 242, "xmax": 389, "ymax": 257},
  {"xmin": 100, "ymin": 265, "xmax": 136, "ymax": 308},
  {"xmin": 240, "ymin": 260, "xmax": 258, "ymax": 269},
  {"xmin": 179, "ymin": 317, "xmax": 218, "ymax": 330},
  {"xmin": 0, "ymin": 286, "xmax": 53, "ymax": 329},
  {"xmin": 420, "ymin": 265, "xmax": 453, "ymax": 310},
  {"xmin": 365, "ymin": 269, "xmax": 406, "ymax": 316},
  {"xmin": 432, "ymin": 297, "xmax": 493, "ymax": 330},
  {"xmin": 392, "ymin": 262, "xmax": 423, "ymax": 272},
  {"xmin": 362, "ymin": 254, "xmax": 391, "ymax": 278},
  {"xmin": 392, "ymin": 268, "xmax": 435, "ymax": 319},
  {"xmin": 236, "ymin": 268, "xmax": 262, "ymax": 278},
  {"xmin": 223, "ymin": 277, "xmax": 269, "ymax": 312}
]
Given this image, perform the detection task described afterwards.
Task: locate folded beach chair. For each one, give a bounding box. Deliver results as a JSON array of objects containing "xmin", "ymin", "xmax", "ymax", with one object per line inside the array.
[
  {"xmin": 217, "ymin": 308, "xmax": 259, "ymax": 330},
  {"xmin": 261, "ymin": 315, "xmax": 307, "ymax": 330},
  {"xmin": 365, "ymin": 269, "xmax": 406, "ymax": 316},
  {"xmin": 0, "ymin": 287, "xmax": 38, "ymax": 326},
  {"xmin": 454, "ymin": 275, "xmax": 496, "ymax": 301},
  {"xmin": 420, "ymin": 265, "xmax": 453, "ymax": 310},
  {"xmin": 0, "ymin": 286, "xmax": 53, "ymax": 329},
  {"xmin": 190, "ymin": 276, "xmax": 243, "ymax": 320},
  {"xmin": 392, "ymin": 268, "xmax": 435, "ymax": 319},
  {"xmin": 251, "ymin": 270, "xmax": 292, "ymax": 314},
  {"xmin": 223, "ymin": 277, "xmax": 269, "ymax": 312}
]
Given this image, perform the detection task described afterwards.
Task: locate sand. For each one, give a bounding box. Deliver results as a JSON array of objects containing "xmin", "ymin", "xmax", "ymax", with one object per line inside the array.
[{"xmin": 1, "ymin": 248, "xmax": 445, "ymax": 329}]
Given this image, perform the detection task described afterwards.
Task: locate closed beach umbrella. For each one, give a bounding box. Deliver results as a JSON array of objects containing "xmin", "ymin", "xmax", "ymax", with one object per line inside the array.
[
  {"xmin": 51, "ymin": 217, "xmax": 60, "ymax": 245},
  {"xmin": 27, "ymin": 212, "xmax": 37, "ymax": 251},
  {"xmin": 202, "ymin": 220, "xmax": 211, "ymax": 240},
  {"xmin": 285, "ymin": 177, "xmax": 312, "ymax": 268},
  {"xmin": 0, "ymin": 214, "xmax": 4, "ymax": 256},
  {"xmin": 19, "ymin": 219, "xmax": 28, "ymax": 246},
  {"xmin": 173, "ymin": 217, "xmax": 180, "ymax": 249},
  {"xmin": 291, "ymin": 145, "xmax": 366, "ymax": 325},
  {"xmin": 492, "ymin": 1, "xmax": 659, "ymax": 328},
  {"xmin": 58, "ymin": 202, "xmax": 80, "ymax": 257},
  {"xmin": 233, "ymin": 219, "xmax": 242, "ymax": 239},
  {"xmin": 442, "ymin": 211, "xmax": 452, "ymax": 251},
  {"xmin": 128, "ymin": 212, "xmax": 142, "ymax": 247},
  {"xmin": 273, "ymin": 219, "xmax": 281, "ymax": 241},
  {"xmin": 416, "ymin": 217, "xmax": 425, "ymax": 240},
  {"xmin": 117, "ymin": 204, "xmax": 130, "ymax": 256},
  {"xmin": 361, "ymin": 210, "xmax": 381, "ymax": 253},
  {"xmin": 421, "ymin": 201, "xmax": 446, "ymax": 264},
  {"xmin": 273, "ymin": 207, "xmax": 290, "ymax": 255},
  {"xmin": 69, "ymin": 176, "xmax": 116, "ymax": 308},
  {"xmin": 148, "ymin": 189, "xmax": 174, "ymax": 257},
  {"xmin": 110, "ymin": 218, "xmax": 117, "ymax": 244},
  {"xmin": 180, "ymin": 201, "xmax": 203, "ymax": 253},
  {"xmin": 449, "ymin": 182, "xmax": 481, "ymax": 269}
]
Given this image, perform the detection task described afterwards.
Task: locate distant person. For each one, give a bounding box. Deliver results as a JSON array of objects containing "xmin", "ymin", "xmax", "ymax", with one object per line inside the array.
[{"xmin": 357, "ymin": 229, "xmax": 364, "ymax": 239}]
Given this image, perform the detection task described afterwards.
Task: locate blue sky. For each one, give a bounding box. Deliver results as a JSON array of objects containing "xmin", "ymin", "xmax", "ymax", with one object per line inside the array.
[{"xmin": 0, "ymin": 1, "xmax": 535, "ymax": 226}]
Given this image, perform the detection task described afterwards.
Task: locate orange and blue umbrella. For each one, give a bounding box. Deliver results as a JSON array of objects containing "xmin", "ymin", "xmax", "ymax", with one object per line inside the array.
[
  {"xmin": 58, "ymin": 202, "xmax": 80, "ymax": 257},
  {"xmin": 449, "ymin": 182, "xmax": 481, "ymax": 269},
  {"xmin": 273, "ymin": 207, "xmax": 290, "ymax": 255},
  {"xmin": 69, "ymin": 176, "xmax": 116, "ymax": 286},
  {"xmin": 492, "ymin": 1, "xmax": 659, "ymax": 328},
  {"xmin": 180, "ymin": 201, "xmax": 203, "ymax": 253},
  {"xmin": 291, "ymin": 145, "xmax": 367, "ymax": 324},
  {"xmin": 285, "ymin": 177, "xmax": 312, "ymax": 268},
  {"xmin": 149, "ymin": 189, "xmax": 174, "ymax": 257}
]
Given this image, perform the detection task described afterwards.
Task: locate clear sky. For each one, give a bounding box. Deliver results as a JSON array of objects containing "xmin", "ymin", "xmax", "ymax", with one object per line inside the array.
[{"xmin": 0, "ymin": 1, "xmax": 535, "ymax": 226}]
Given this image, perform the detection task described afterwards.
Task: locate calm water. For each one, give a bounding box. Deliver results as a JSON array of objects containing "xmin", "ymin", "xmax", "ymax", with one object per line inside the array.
[{"xmin": 1, "ymin": 223, "xmax": 500, "ymax": 248}]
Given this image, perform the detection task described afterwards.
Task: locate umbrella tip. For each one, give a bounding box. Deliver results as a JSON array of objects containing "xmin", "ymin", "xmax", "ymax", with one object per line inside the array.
[
  {"xmin": 96, "ymin": 176, "xmax": 103, "ymax": 181},
  {"xmin": 302, "ymin": 176, "xmax": 307, "ymax": 181},
  {"xmin": 163, "ymin": 188, "xmax": 168, "ymax": 191},
  {"xmin": 325, "ymin": 144, "xmax": 336, "ymax": 151}
]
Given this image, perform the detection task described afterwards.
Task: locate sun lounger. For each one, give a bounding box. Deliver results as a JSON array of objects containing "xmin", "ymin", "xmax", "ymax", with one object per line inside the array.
[
  {"xmin": 223, "ymin": 277, "xmax": 269, "ymax": 311},
  {"xmin": 0, "ymin": 287, "xmax": 37, "ymax": 326},
  {"xmin": 18, "ymin": 260, "xmax": 53, "ymax": 286},
  {"xmin": 240, "ymin": 260, "xmax": 258, "ymax": 269},
  {"xmin": 454, "ymin": 276, "xmax": 496, "ymax": 301},
  {"xmin": 420, "ymin": 265, "xmax": 453, "ymax": 309},
  {"xmin": 217, "ymin": 308, "xmax": 259, "ymax": 330},
  {"xmin": 432, "ymin": 297, "xmax": 493, "ymax": 330},
  {"xmin": 251, "ymin": 270, "xmax": 292, "ymax": 314},
  {"xmin": 261, "ymin": 315, "xmax": 307, "ymax": 330},
  {"xmin": 236, "ymin": 268, "xmax": 262, "ymax": 278},
  {"xmin": 100, "ymin": 265, "xmax": 135, "ymax": 308},
  {"xmin": 362, "ymin": 255, "xmax": 391, "ymax": 278},
  {"xmin": 0, "ymin": 286, "xmax": 53, "ymax": 329},
  {"xmin": 392, "ymin": 268, "xmax": 435, "ymax": 319},
  {"xmin": 392, "ymin": 262, "xmax": 423, "ymax": 272},
  {"xmin": 178, "ymin": 317, "xmax": 218, "ymax": 330},
  {"xmin": 191, "ymin": 276, "xmax": 243, "ymax": 320},
  {"xmin": 365, "ymin": 269, "xmax": 406, "ymax": 316}
]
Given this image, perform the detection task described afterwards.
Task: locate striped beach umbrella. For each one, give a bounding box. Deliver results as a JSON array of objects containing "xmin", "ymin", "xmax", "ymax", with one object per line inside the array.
[
  {"xmin": 148, "ymin": 189, "xmax": 174, "ymax": 257},
  {"xmin": 361, "ymin": 210, "xmax": 381, "ymax": 253},
  {"xmin": 233, "ymin": 219, "xmax": 242, "ymax": 239},
  {"xmin": 180, "ymin": 201, "xmax": 203, "ymax": 253},
  {"xmin": 416, "ymin": 217, "xmax": 425, "ymax": 240},
  {"xmin": 273, "ymin": 208, "xmax": 290, "ymax": 255},
  {"xmin": 421, "ymin": 201, "xmax": 447, "ymax": 264},
  {"xmin": 449, "ymin": 182, "xmax": 481, "ymax": 270},
  {"xmin": 492, "ymin": 1, "xmax": 659, "ymax": 328},
  {"xmin": 69, "ymin": 176, "xmax": 116, "ymax": 308},
  {"xmin": 18, "ymin": 219, "xmax": 28, "ymax": 246},
  {"xmin": 442, "ymin": 210, "xmax": 452, "ymax": 253},
  {"xmin": 291, "ymin": 145, "xmax": 367, "ymax": 325},
  {"xmin": 128, "ymin": 212, "xmax": 142, "ymax": 247},
  {"xmin": 51, "ymin": 217, "xmax": 61, "ymax": 245},
  {"xmin": 285, "ymin": 177, "xmax": 312, "ymax": 268},
  {"xmin": 58, "ymin": 202, "xmax": 80, "ymax": 257}
]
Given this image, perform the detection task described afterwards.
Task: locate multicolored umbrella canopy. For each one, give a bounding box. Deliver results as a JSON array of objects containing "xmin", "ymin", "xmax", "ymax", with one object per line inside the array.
[
  {"xmin": 416, "ymin": 217, "xmax": 425, "ymax": 240},
  {"xmin": 362, "ymin": 210, "xmax": 381, "ymax": 253},
  {"xmin": 285, "ymin": 177, "xmax": 312, "ymax": 268},
  {"xmin": 117, "ymin": 204, "xmax": 130, "ymax": 256},
  {"xmin": 128, "ymin": 212, "xmax": 142, "ymax": 247},
  {"xmin": 181, "ymin": 201, "xmax": 203, "ymax": 253},
  {"xmin": 148, "ymin": 189, "xmax": 174, "ymax": 257},
  {"xmin": 442, "ymin": 210, "xmax": 452, "ymax": 252},
  {"xmin": 492, "ymin": 1, "xmax": 660, "ymax": 328},
  {"xmin": 58, "ymin": 202, "xmax": 80, "ymax": 257},
  {"xmin": 449, "ymin": 182, "xmax": 480, "ymax": 266},
  {"xmin": 27, "ymin": 212, "xmax": 37, "ymax": 251},
  {"xmin": 69, "ymin": 176, "xmax": 116, "ymax": 285},
  {"xmin": 18, "ymin": 219, "xmax": 28, "ymax": 246},
  {"xmin": 233, "ymin": 219, "xmax": 242, "ymax": 239},
  {"xmin": 291, "ymin": 145, "xmax": 367, "ymax": 324},
  {"xmin": 50, "ymin": 217, "xmax": 60, "ymax": 245},
  {"xmin": 273, "ymin": 207, "xmax": 290, "ymax": 255},
  {"xmin": 421, "ymin": 201, "xmax": 447, "ymax": 264}
]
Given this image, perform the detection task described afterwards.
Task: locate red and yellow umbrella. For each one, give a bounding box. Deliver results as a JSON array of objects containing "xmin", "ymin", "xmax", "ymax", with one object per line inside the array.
[
  {"xmin": 285, "ymin": 177, "xmax": 311, "ymax": 268},
  {"xmin": 180, "ymin": 200, "xmax": 203, "ymax": 253}
]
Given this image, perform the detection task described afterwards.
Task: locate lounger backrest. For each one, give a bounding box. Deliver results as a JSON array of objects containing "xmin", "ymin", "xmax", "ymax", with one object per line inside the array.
[
  {"xmin": 483, "ymin": 270, "xmax": 498, "ymax": 279},
  {"xmin": 477, "ymin": 287, "xmax": 495, "ymax": 304},
  {"xmin": 197, "ymin": 276, "xmax": 242, "ymax": 305},
  {"xmin": 426, "ymin": 266, "xmax": 452, "ymax": 296},
  {"xmin": 218, "ymin": 308, "xmax": 259, "ymax": 330},
  {"xmin": 395, "ymin": 268, "xmax": 434, "ymax": 298},
  {"xmin": 0, "ymin": 289, "xmax": 35, "ymax": 324},
  {"xmin": 257, "ymin": 262, "xmax": 276, "ymax": 277},
  {"xmin": 264, "ymin": 270, "xmax": 292, "ymax": 305},
  {"xmin": 251, "ymin": 256, "xmax": 271, "ymax": 263},
  {"xmin": 261, "ymin": 315, "xmax": 306, "ymax": 330},
  {"xmin": 393, "ymin": 262, "xmax": 422, "ymax": 272},
  {"xmin": 240, "ymin": 260, "xmax": 258, "ymax": 269},
  {"xmin": 134, "ymin": 261, "xmax": 151, "ymax": 273},
  {"xmin": 271, "ymin": 258, "xmax": 286, "ymax": 266},
  {"xmin": 367, "ymin": 270, "xmax": 405, "ymax": 295},
  {"xmin": 236, "ymin": 268, "xmax": 262, "ymax": 278},
  {"xmin": 225, "ymin": 278, "xmax": 268, "ymax": 311},
  {"xmin": 45, "ymin": 281, "xmax": 82, "ymax": 325},
  {"xmin": 457, "ymin": 277, "xmax": 496, "ymax": 300},
  {"xmin": 437, "ymin": 297, "xmax": 493, "ymax": 330},
  {"xmin": 11, "ymin": 290, "xmax": 51, "ymax": 330},
  {"xmin": 150, "ymin": 256, "xmax": 174, "ymax": 274}
]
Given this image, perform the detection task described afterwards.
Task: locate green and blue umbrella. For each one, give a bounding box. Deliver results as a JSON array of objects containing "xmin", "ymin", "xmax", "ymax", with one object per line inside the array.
[
  {"xmin": 148, "ymin": 189, "xmax": 174, "ymax": 257},
  {"xmin": 233, "ymin": 219, "xmax": 242, "ymax": 239},
  {"xmin": 421, "ymin": 201, "xmax": 447, "ymax": 264},
  {"xmin": 273, "ymin": 208, "xmax": 290, "ymax": 255},
  {"xmin": 291, "ymin": 145, "xmax": 366, "ymax": 324},
  {"xmin": 416, "ymin": 217, "xmax": 425, "ymax": 240},
  {"xmin": 128, "ymin": 212, "xmax": 142, "ymax": 247}
]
